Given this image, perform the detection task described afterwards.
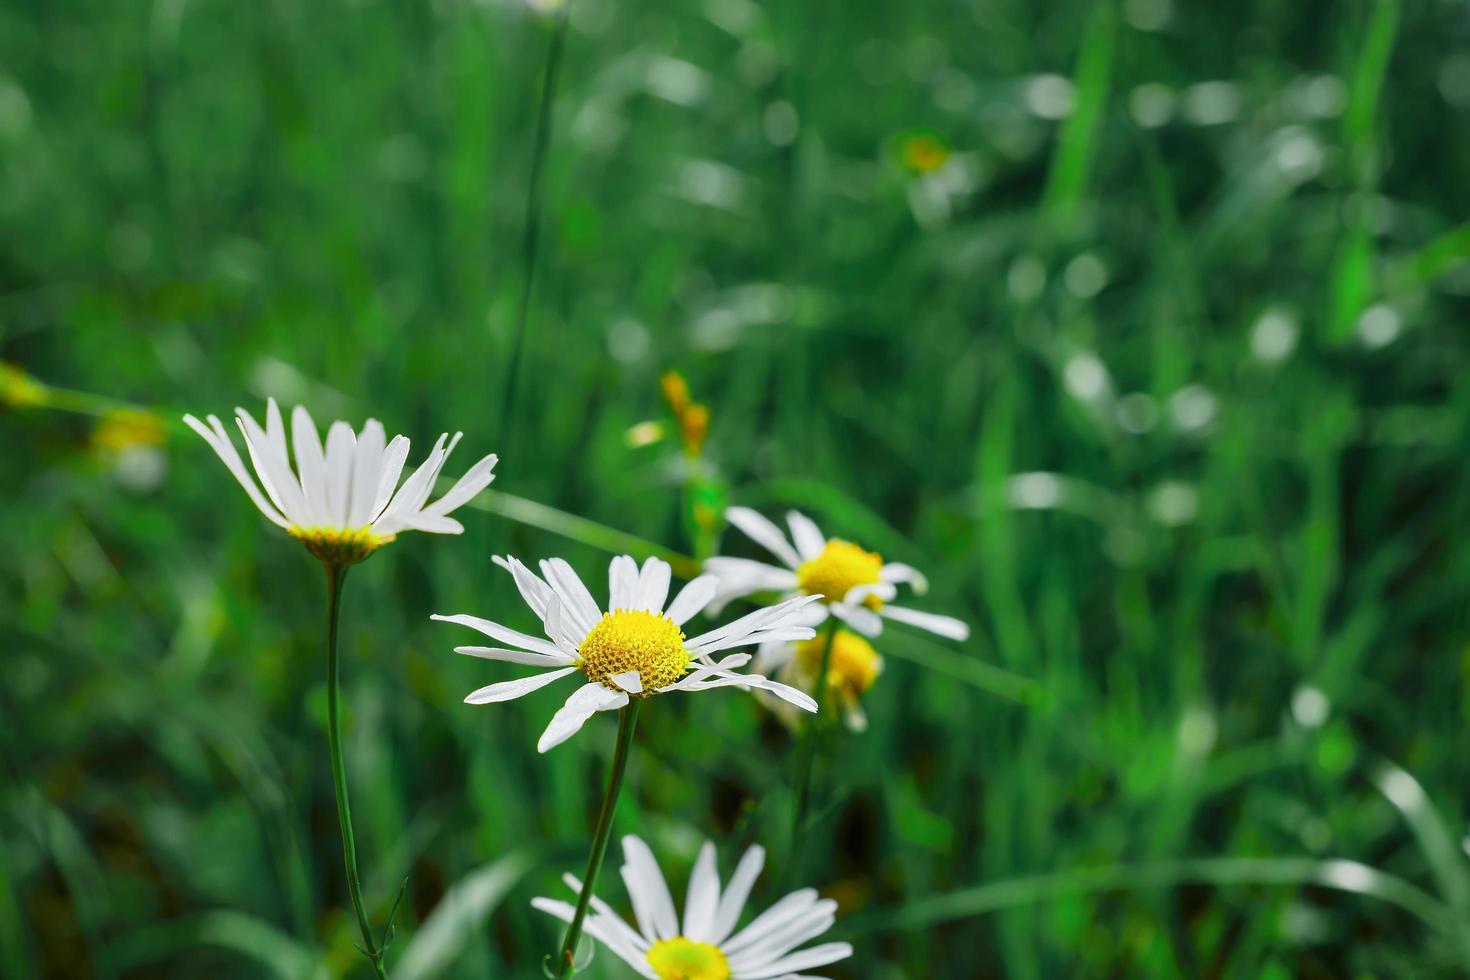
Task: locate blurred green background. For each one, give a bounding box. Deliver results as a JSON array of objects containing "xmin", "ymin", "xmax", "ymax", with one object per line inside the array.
[{"xmin": 5, "ymin": 0, "xmax": 1470, "ymax": 975}]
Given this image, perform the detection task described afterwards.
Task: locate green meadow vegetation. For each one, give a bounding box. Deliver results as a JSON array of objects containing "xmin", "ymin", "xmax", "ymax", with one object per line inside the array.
[{"xmin": 4, "ymin": 0, "xmax": 1470, "ymax": 976}]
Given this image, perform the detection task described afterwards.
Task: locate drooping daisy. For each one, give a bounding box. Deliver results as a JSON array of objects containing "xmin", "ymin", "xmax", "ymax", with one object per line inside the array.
[
  {"xmin": 433, "ymin": 555, "xmax": 821, "ymax": 752},
  {"xmin": 754, "ymin": 629, "xmax": 884, "ymax": 732},
  {"xmin": 706, "ymin": 507, "xmax": 969, "ymax": 641},
  {"xmin": 183, "ymin": 398, "xmax": 498, "ymax": 566},
  {"xmin": 534, "ymin": 835, "xmax": 853, "ymax": 980}
]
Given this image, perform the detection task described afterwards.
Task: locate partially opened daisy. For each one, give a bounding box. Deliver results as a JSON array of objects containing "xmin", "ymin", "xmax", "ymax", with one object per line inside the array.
[
  {"xmin": 534, "ymin": 835, "xmax": 853, "ymax": 980},
  {"xmin": 183, "ymin": 397, "xmax": 498, "ymax": 566},
  {"xmin": 706, "ymin": 507, "xmax": 969, "ymax": 641},
  {"xmin": 755, "ymin": 628, "xmax": 883, "ymax": 732},
  {"xmin": 183, "ymin": 396, "xmax": 497, "ymax": 979},
  {"xmin": 433, "ymin": 555, "xmax": 821, "ymax": 752}
]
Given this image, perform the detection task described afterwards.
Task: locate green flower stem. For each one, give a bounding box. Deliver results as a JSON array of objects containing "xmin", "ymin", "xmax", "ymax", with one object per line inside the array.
[
  {"xmin": 790, "ymin": 616, "xmax": 840, "ymax": 863},
  {"xmin": 324, "ymin": 563, "xmax": 390, "ymax": 980},
  {"xmin": 553, "ymin": 699, "xmax": 641, "ymax": 979}
]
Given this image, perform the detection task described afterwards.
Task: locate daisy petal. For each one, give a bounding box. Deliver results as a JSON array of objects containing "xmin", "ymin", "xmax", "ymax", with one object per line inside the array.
[
  {"xmin": 732, "ymin": 942, "xmax": 853, "ymax": 978},
  {"xmin": 347, "ymin": 419, "xmax": 386, "ymax": 526},
  {"xmin": 725, "ymin": 899, "xmax": 836, "ymax": 969},
  {"xmin": 540, "ymin": 558, "xmax": 602, "ymax": 638},
  {"xmin": 537, "ymin": 683, "xmax": 627, "ymax": 752},
  {"xmin": 454, "ymin": 646, "xmax": 574, "ymax": 667},
  {"xmin": 530, "ymin": 899, "xmax": 654, "ymax": 977},
  {"xmin": 665, "ymin": 575, "xmax": 718, "ymax": 625},
  {"xmin": 493, "ymin": 555, "xmax": 553, "ymax": 621},
  {"xmin": 725, "ymin": 507, "xmax": 802, "ymax": 569},
  {"xmin": 723, "ymin": 889, "xmax": 819, "ymax": 956},
  {"xmin": 323, "ymin": 421, "xmax": 355, "ymax": 527},
  {"xmin": 681, "ymin": 842, "xmax": 720, "ymax": 942},
  {"xmin": 464, "ymin": 666, "xmax": 577, "ymax": 704},
  {"xmin": 608, "ymin": 670, "xmax": 643, "ymax": 694},
  {"xmin": 829, "ymin": 603, "xmax": 882, "ymax": 637},
  {"xmin": 709, "ymin": 844, "xmax": 765, "ymax": 945},
  {"xmin": 431, "ymin": 613, "xmax": 569, "ymax": 659},
  {"xmin": 786, "ymin": 510, "xmax": 826, "ymax": 561},
  {"xmin": 183, "ymin": 414, "xmax": 290, "ymax": 528},
  {"xmin": 290, "ymin": 404, "xmax": 328, "ymax": 526},
  {"xmin": 608, "ymin": 555, "xmax": 639, "ymax": 611},
  {"xmin": 233, "ymin": 406, "xmax": 304, "ymax": 520},
  {"xmin": 880, "ymin": 562, "xmax": 929, "ymax": 594},
  {"xmin": 422, "ymin": 452, "xmax": 498, "ymax": 518},
  {"xmin": 881, "ymin": 604, "xmax": 969, "ymax": 640},
  {"xmin": 620, "ymin": 835, "xmax": 679, "ymax": 941},
  {"xmin": 636, "ymin": 557, "xmax": 671, "ymax": 613},
  {"xmin": 369, "ymin": 434, "xmax": 411, "ymax": 521}
]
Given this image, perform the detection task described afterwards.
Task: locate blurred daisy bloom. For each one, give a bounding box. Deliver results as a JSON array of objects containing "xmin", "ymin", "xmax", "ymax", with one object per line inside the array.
[
  {"xmin": 183, "ymin": 398, "xmax": 497, "ymax": 566},
  {"xmin": 706, "ymin": 507, "xmax": 969, "ymax": 641},
  {"xmin": 534, "ymin": 834, "xmax": 853, "ymax": 980},
  {"xmin": 755, "ymin": 628, "xmax": 883, "ymax": 732},
  {"xmin": 433, "ymin": 555, "xmax": 821, "ymax": 752}
]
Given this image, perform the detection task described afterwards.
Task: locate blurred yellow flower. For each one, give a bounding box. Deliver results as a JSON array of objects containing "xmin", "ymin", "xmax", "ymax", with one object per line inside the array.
[
  {"xmin": 895, "ymin": 130, "xmax": 951, "ymax": 175},
  {"xmin": 0, "ymin": 361, "xmax": 49, "ymax": 407},
  {"xmin": 92, "ymin": 408, "xmax": 165, "ymax": 451},
  {"xmin": 660, "ymin": 369, "xmax": 710, "ymax": 456}
]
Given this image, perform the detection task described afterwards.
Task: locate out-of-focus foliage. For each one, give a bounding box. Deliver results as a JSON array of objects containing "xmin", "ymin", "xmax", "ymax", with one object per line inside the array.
[{"xmin": 4, "ymin": 0, "xmax": 1470, "ymax": 975}]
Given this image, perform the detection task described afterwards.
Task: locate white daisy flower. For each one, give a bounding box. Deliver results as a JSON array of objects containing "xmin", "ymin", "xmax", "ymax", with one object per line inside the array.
[
  {"xmin": 754, "ymin": 629, "xmax": 883, "ymax": 733},
  {"xmin": 705, "ymin": 507, "xmax": 969, "ymax": 641},
  {"xmin": 183, "ymin": 398, "xmax": 498, "ymax": 566},
  {"xmin": 534, "ymin": 834, "xmax": 853, "ymax": 980},
  {"xmin": 433, "ymin": 555, "xmax": 822, "ymax": 752}
]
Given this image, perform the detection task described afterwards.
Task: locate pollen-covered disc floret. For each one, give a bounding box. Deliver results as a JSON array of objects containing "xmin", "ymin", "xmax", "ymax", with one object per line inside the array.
[
  {"xmin": 797, "ymin": 539, "xmax": 884, "ymax": 608},
  {"xmin": 289, "ymin": 525, "xmax": 395, "ymax": 567},
  {"xmin": 646, "ymin": 937, "xmax": 731, "ymax": 980},
  {"xmin": 797, "ymin": 629, "xmax": 881, "ymax": 700},
  {"xmin": 577, "ymin": 610, "xmax": 690, "ymax": 695}
]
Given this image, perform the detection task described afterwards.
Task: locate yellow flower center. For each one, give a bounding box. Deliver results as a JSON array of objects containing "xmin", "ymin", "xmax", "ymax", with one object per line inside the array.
[
  {"xmin": 289, "ymin": 525, "xmax": 394, "ymax": 567},
  {"xmin": 798, "ymin": 630, "xmax": 882, "ymax": 699},
  {"xmin": 646, "ymin": 937, "xmax": 731, "ymax": 980},
  {"xmin": 577, "ymin": 610, "xmax": 690, "ymax": 695},
  {"xmin": 796, "ymin": 539, "xmax": 884, "ymax": 608}
]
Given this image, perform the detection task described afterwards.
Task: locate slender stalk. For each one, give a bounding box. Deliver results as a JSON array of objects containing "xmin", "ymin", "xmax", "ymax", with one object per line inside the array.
[
  {"xmin": 499, "ymin": 0, "xmax": 573, "ymax": 441},
  {"xmin": 553, "ymin": 699, "xmax": 641, "ymax": 978},
  {"xmin": 324, "ymin": 563, "xmax": 390, "ymax": 980},
  {"xmin": 790, "ymin": 617, "xmax": 840, "ymax": 857}
]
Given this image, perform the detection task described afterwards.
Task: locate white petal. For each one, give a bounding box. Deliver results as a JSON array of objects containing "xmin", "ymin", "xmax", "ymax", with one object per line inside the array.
[
  {"xmin": 608, "ymin": 670, "xmax": 643, "ymax": 694},
  {"xmin": 620, "ymin": 836, "xmax": 679, "ymax": 941},
  {"xmin": 608, "ymin": 555, "xmax": 639, "ymax": 611},
  {"xmin": 786, "ymin": 511, "xmax": 826, "ymax": 561},
  {"xmin": 431, "ymin": 613, "xmax": 569, "ymax": 659},
  {"xmin": 540, "ymin": 558, "xmax": 603, "ymax": 638},
  {"xmin": 559, "ymin": 873, "xmax": 653, "ymax": 956},
  {"xmin": 375, "ymin": 432, "xmax": 450, "ymax": 529},
  {"xmin": 709, "ymin": 844, "xmax": 765, "ymax": 944},
  {"xmin": 723, "ymin": 889, "xmax": 819, "ymax": 956},
  {"xmin": 829, "ymin": 603, "xmax": 882, "ymax": 637},
  {"xmin": 880, "ymin": 562, "xmax": 929, "ymax": 594},
  {"xmin": 880, "ymin": 604, "xmax": 970, "ymax": 640},
  {"xmin": 455, "ymin": 646, "xmax": 574, "ymax": 667},
  {"xmin": 464, "ymin": 666, "xmax": 577, "ymax": 704},
  {"xmin": 726, "ymin": 899, "xmax": 837, "ymax": 970},
  {"xmin": 692, "ymin": 626, "xmax": 815, "ymax": 655},
  {"xmin": 687, "ymin": 595, "xmax": 824, "ymax": 653},
  {"xmin": 665, "ymin": 575, "xmax": 718, "ymax": 625},
  {"xmin": 290, "ymin": 405, "xmax": 328, "ymax": 526},
  {"xmin": 422, "ymin": 452, "xmax": 498, "ymax": 519},
  {"xmin": 347, "ymin": 419, "xmax": 386, "ymax": 526},
  {"xmin": 537, "ymin": 683, "xmax": 626, "ymax": 752},
  {"xmin": 530, "ymin": 898, "xmax": 654, "ymax": 978},
  {"xmin": 369, "ymin": 434, "xmax": 410, "ymax": 521},
  {"xmin": 636, "ymin": 557, "xmax": 672, "ymax": 613},
  {"xmin": 323, "ymin": 421, "xmax": 355, "ymax": 527},
  {"xmin": 746, "ymin": 675, "xmax": 818, "ymax": 713},
  {"xmin": 731, "ymin": 942, "xmax": 852, "ymax": 978},
  {"xmin": 183, "ymin": 414, "xmax": 290, "ymax": 528},
  {"xmin": 842, "ymin": 582, "xmax": 896, "ymax": 607},
  {"xmin": 494, "ymin": 555, "xmax": 553, "ymax": 621},
  {"xmin": 233, "ymin": 408, "xmax": 306, "ymax": 522},
  {"xmin": 681, "ymin": 842, "xmax": 721, "ymax": 942},
  {"xmin": 399, "ymin": 514, "xmax": 464, "ymax": 535},
  {"xmin": 725, "ymin": 507, "xmax": 802, "ymax": 568},
  {"xmin": 659, "ymin": 654, "xmax": 753, "ymax": 691}
]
